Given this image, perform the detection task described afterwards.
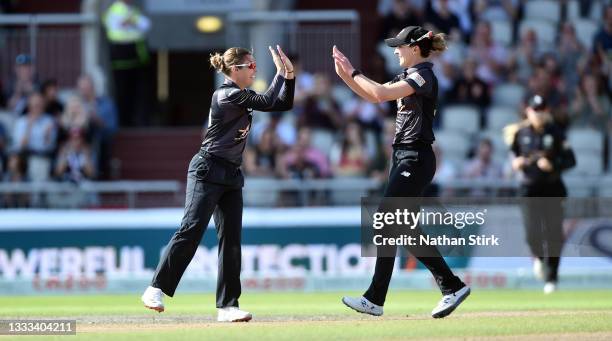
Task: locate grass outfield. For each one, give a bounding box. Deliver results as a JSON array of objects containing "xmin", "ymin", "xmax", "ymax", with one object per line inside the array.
[{"xmin": 1, "ymin": 290, "xmax": 612, "ymax": 340}]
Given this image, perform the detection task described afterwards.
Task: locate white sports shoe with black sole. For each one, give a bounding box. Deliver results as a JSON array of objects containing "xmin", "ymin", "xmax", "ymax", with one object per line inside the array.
[
  {"xmin": 217, "ymin": 307, "xmax": 253, "ymax": 322},
  {"xmin": 431, "ymin": 286, "xmax": 471, "ymax": 318},
  {"xmin": 141, "ymin": 286, "xmax": 164, "ymax": 313},
  {"xmin": 341, "ymin": 296, "xmax": 383, "ymax": 316}
]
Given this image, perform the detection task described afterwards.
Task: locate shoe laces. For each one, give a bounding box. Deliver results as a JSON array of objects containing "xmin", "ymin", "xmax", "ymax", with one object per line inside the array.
[{"xmin": 442, "ymin": 294, "xmax": 454, "ymax": 305}]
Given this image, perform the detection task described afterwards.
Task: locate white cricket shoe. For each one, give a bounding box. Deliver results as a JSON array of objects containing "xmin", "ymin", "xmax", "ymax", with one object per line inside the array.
[
  {"xmin": 217, "ymin": 307, "xmax": 252, "ymax": 322},
  {"xmin": 431, "ymin": 286, "xmax": 471, "ymax": 318},
  {"xmin": 141, "ymin": 286, "xmax": 164, "ymax": 313},
  {"xmin": 543, "ymin": 282, "xmax": 557, "ymax": 294},
  {"xmin": 341, "ymin": 296, "xmax": 383, "ymax": 316}
]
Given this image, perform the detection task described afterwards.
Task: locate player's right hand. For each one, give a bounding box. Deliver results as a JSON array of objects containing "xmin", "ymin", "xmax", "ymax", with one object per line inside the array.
[{"xmin": 269, "ymin": 45, "xmax": 285, "ymax": 74}]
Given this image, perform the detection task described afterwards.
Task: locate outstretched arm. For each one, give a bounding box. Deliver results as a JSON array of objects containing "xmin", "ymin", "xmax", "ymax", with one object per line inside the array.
[
  {"xmin": 225, "ymin": 45, "xmax": 294, "ymax": 111},
  {"xmin": 332, "ymin": 45, "xmax": 414, "ymax": 103}
]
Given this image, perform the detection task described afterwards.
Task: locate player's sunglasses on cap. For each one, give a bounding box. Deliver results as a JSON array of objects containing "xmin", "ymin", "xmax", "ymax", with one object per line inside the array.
[
  {"xmin": 235, "ymin": 62, "xmax": 256, "ymax": 70},
  {"xmin": 385, "ymin": 26, "xmax": 433, "ymax": 47}
]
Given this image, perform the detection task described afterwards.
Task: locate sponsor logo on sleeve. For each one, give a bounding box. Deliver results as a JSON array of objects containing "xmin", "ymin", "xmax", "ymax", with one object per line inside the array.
[{"xmin": 408, "ymin": 72, "xmax": 426, "ymax": 87}]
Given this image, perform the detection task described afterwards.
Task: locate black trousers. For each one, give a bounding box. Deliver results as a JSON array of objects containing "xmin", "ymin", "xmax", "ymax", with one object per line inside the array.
[
  {"xmin": 520, "ymin": 181, "xmax": 566, "ymax": 282},
  {"xmin": 363, "ymin": 144, "xmax": 464, "ymax": 306},
  {"xmin": 151, "ymin": 152, "xmax": 244, "ymax": 308}
]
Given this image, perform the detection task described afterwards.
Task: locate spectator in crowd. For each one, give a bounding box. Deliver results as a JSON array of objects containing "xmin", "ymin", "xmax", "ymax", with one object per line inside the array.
[
  {"xmin": 342, "ymin": 93, "xmax": 387, "ymax": 136},
  {"xmin": 298, "ymin": 74, "xmax": 342, "ymax": 132},
  {"xmin": 54, "ymin": 127, "xmax": 96, "ymax": 183},
  {"xmin": 470, "ymin": 0, "xmax": 519, "ymax": 24},
  {"xmin": 509, "ymin": 29, "xmax": 542, "ymax": 83},
  {"xmin": 379, "ymin": 0, "xmax": 424, "ymax": 41},
  {"xmin": 76, "ymin": 74, "xmax": 118, "ymax": 179},
  {"xmin": 60, "ymin": 96, "xmax": 93, "ymax": 144},
  {"xmin": 330, "ymin": 121, "xmax": 371, "ymax": 177},
  {"xmin": 288, "ymin": 54, "xmax": 315, "ymax": 108},
  {"xmin": 8, "ymin": 92, "xmax": 57, "ymax": 182},
  {"xmin": 569, "ymin": 72, "xmax": 612, "ymax": 130},
  {"xmin": 244, "ymin": 127, "xmax": 283, "ymax": 177},
  {"xmin": 6, "ymin": 54, "xmax": 38, "ymax": 116},
  {"xmin": 40, "ymin": 79, "xmax": 64, "ymax": 118},
  {"xmin": 425, "ymin": 0, "xmax": 462, "ymax": 39},
  {"xmin": 593, "ymin": 5, "xmax": 612, "ymax": 91},
  {"xmin": 280, "ymin": 127, "xmax": 330, "ymax": 179},
  {"xmin": 447, "ymin": 57, "xmax": 490, "ymax": 125},
  {"xmin": 368, "ymin": 118, "xmax": 395, "ymax": 186},
  {"xmin": 462, "ymin": 138, "xmax": 503, "ymax": 180},
  {"xmin": 251, "ymin": 111, "xmax": 296, "ymax": 148},
  {"xmin": 557, "ymin": 22, "xmax": 586, "ymax": 93},
  {"xmin": 426, "ymin": 144, "xmax": 458, "ymax": 197},
  {"xmin": 593, "ymin": 5, "xmax": 612, "ymax": 57},
  {"xmin": 466, "ymin": 21, "xmax": 509, "ymax": 85}
]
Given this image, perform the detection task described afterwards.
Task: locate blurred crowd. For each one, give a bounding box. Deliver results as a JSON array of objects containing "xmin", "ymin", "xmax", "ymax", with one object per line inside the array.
[
  {"xmin": 1, "ymin": 0, "xmax": 611, "ymax": 205},
  {"xmin": 242, "ymin": 0, "xmax": 612, "ymax": 195},
  {"xmin": 0, "ymin": 53, "xmax": 118, "ymax": 206}
]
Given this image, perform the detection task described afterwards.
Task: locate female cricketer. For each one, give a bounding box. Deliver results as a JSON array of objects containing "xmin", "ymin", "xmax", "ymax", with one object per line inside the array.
[
  {"xmin": 333, "ymin": 26, "xmax": 470, "ymax": 318},
  {"xmin": 141, "ymin": 45, "xmax": 294, "ymax": 322}
]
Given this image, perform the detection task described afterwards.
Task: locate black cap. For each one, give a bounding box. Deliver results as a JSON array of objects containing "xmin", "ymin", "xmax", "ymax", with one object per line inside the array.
[
  {"xmin": 527, "ymin": 94, "xmax": 548, "ymax": 111},
  {"xmin": 15, "ymin": 54, "xmax": 33, "ymax": 65},
  {"xmin": 385, "ymin": 26, "xmax": 433, "ymax": 47}
]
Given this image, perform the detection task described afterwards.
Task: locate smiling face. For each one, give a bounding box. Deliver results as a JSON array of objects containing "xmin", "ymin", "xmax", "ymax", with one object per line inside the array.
[
  {"xmin": 394, "ymin": 44, "xmax": 419, "ymax": 68},
  {"xmin": 231, "ymin": 54, "xmax": 256, "ymax": 89}
]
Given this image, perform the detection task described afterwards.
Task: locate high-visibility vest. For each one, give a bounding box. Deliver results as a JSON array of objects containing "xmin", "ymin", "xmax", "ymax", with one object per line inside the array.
[
  {"xmin": 104, "ymin": 1, "xmax": 147, "ymax": 43},
  {"xmin": 104, "ymin": 1, "xmax": 150, "ymax": 69}
]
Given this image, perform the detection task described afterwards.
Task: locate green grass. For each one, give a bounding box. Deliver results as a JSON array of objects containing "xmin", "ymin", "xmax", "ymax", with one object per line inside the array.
[{"xmin": 1, "ymin": 290, "xmax": 612, "ymax": 340}]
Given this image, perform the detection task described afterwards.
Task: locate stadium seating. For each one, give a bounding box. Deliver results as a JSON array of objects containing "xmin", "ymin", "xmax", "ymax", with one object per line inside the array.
[
  {"xmin": 490, "ymin": 20, "xmax": 513, "ymax": 47},
  {"xmin": 487, "ymin": 105, "xmax": 520, "ymax": 131},
  {"xmin": 434, "ymin": 130, "xmax": 470, "ymax": 163},
  {"xmin": 572, "ymin": 19, "xmax": 599, "ymax": 50},
  {"xmin": 478, "ymin": 130, "xmax": 511, "ymax": 163},
  {"xmin": 0, "ymin": 111, "xmax": 15, "ymax": 134},
  {"xmin": 519, "ymin": 19, "xmax": 556, "ymax": 47},
  {"xmin": 442, "ymin": 105, "xmax": 480, "ymax": 134},
  {"xmin": 524, "ymin": 0, "xmax": 561, "ymax": 23},
  {"xmin": 492, "ymin": 83, "xmax": 526, "ymax": 109},
  {"xmin": 310, "ymin": 128, "xmax": 336, "ymax": 159},
  {"xmin": 568, "ymin": 128, "xmax": 604, "ymax": 156}
]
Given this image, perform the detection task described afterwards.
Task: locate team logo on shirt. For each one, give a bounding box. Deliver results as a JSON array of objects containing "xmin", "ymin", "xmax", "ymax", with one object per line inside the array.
[{"xmin": 408, "ymin": 72, "xmax": 426, "ymax": 87}]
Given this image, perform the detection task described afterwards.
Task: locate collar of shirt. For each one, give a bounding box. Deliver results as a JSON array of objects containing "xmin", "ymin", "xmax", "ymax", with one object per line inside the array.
[
  {"xmin": 222, "ymin": 78, "xmax": 240, "ymax": 89},
  {"xmin": 404, "ymin": 62, "xmax": 433, "ymax": 75}
]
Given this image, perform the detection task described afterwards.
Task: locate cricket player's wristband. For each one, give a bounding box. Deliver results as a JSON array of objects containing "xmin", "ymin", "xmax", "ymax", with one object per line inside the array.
[{"xmin": 351, "ymin": 69, "xmax": 362, "ymax": 78}]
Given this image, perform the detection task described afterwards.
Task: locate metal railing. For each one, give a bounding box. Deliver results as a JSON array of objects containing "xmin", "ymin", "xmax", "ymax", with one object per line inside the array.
[
  {"xmin": 0, "ymin": 13, "xmax": 101, "ymax": 90},
  {"xmin": 0, "ymin": 175, "xmax": 606, "ymax": 209}
]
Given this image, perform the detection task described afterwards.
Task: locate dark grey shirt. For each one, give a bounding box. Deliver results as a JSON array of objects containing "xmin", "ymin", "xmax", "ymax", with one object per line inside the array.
[
  {"xmin": 390, "ymin": 62, "xmax": 437, "ymax": 146},
  {"xmin": 201, "ymin": 74, "xmax": 295, "ymax": 165}
]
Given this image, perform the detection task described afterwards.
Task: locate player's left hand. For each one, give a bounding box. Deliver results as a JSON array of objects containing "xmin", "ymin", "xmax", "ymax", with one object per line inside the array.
[{"xmin": 332, "ymin": 45, "xmax": 355, "ymax": 76}]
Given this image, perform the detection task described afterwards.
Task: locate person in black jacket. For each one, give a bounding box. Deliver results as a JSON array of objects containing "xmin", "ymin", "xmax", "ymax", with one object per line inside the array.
[
  {"xmin": 141, "ymin": 45, "xmax": 294, "ymax": 322},
  {"xmin": 333, "ymin": 26, "xmax": 469, "ymax": 319},
  {"xmin": 510, "ymin": 94, "xmax": 576, "ymax": 294}
]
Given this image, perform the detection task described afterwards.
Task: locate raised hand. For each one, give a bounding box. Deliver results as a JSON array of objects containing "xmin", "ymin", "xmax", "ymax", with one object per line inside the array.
[
  {"xmin": 332, "ymin": 45, "xmax": 355, "ymax": 76},
  {"xmin": 269, "ymin": 45, "xmax": 285, "ymax": 74},
  {"xmin": 276, "ymin": 45, "xmax": 293, "ymax": 72}
]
